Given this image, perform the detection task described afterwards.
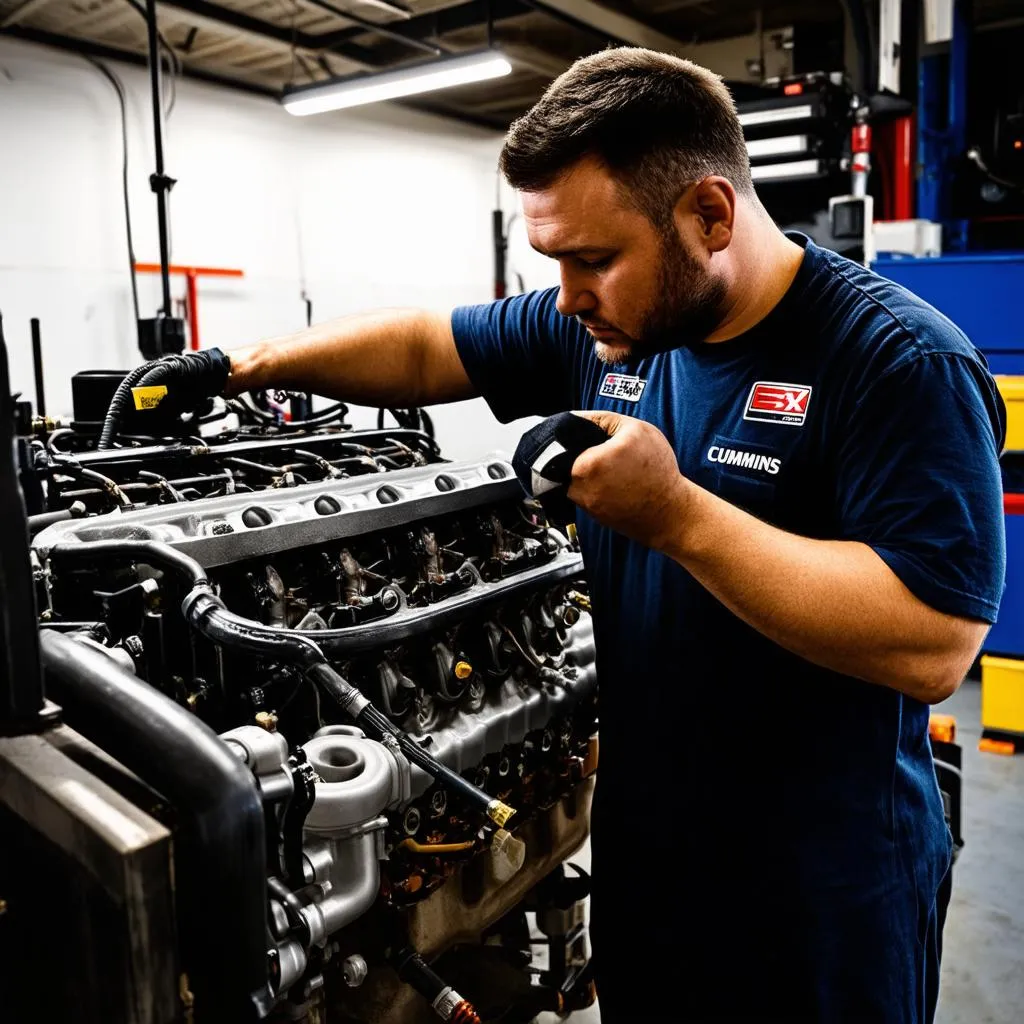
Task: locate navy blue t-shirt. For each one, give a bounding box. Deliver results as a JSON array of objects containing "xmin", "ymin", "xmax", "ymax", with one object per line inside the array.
[{"xmin": 451, "ymin": 236, "xmax": 1005, "ymax": 1016}]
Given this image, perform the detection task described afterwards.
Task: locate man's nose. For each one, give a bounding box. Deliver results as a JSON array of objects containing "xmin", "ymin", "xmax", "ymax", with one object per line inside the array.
[{"xmin": 556, "ymin": 270, "xmax": 596, "ymax": 319}]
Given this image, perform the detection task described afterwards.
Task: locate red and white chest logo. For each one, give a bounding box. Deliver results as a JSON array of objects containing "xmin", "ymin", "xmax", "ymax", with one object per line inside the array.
[{"xmin": 743, "ymin": 381, "xmax": 813, "ymax": 426}]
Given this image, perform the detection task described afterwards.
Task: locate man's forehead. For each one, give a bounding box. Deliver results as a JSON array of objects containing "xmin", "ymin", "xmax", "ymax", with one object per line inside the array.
[{"xmin": 521, "ymin": 160, "xmax": 638, "ymax": 252}]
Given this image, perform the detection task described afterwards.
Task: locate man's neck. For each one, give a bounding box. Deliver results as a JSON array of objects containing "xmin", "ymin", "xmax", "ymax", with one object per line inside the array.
[{"xmin": 704, "ymin": 209, "xmax": 805, "ymax": 344}]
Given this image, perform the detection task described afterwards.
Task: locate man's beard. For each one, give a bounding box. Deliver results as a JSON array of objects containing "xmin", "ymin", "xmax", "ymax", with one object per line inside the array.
[{"xmin": 589, "ymin": 232, "xmax": 727, "ymax": 365}]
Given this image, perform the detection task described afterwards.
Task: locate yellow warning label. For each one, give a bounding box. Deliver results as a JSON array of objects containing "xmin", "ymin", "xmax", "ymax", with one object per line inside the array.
[{"xmin": 132, "ymin": 385, "xmax": 169, "ymax": 411}]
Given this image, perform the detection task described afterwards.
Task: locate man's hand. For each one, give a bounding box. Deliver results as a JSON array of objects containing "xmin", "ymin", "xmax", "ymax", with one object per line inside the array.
[{"xmin": 567, "ymin": 411, "xmax": 690, "ymax": 550}]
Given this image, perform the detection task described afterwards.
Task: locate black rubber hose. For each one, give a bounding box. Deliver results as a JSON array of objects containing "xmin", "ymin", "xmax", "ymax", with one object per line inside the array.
[
  {"xmin": 39, "ymin": 630, "xmax": 271, "ymax": 1021},
  {"xmin": 49, "ymin": 541, "xmax": 322, "ymax": 669},
  {"xmin": 27, "ymin": 501, "xmax": 85, "ymax": 537},
  {"xmin": 393, "ymin": 948, "xmax": 446, "ymax": 1002},
  {"xmin": 51, "ymin": 459, "xmax": 133, "ymax": 508},
  {"xmin": 98, "ymin": 362, "xmax": 156, "ymax": 450},
  {"xmin": 232, "ymin": 395, "xmax": 348, "ymax": 430},
  {"xmin": 392, "ymin": 948, "xmax": 482, "ymax": 1024},
  {"xmin": 357, "ymin": 701, "xmax": 512, "ymax": 826},
  {"xmin": 187, "ymin": 591, "xmax": 326, "ymax": 667},
  {"xmin": 50, "ymin": 539, "xmax": 210, "ymax": 589}
]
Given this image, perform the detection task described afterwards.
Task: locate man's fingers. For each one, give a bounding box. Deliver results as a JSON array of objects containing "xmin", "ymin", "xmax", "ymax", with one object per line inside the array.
[
  {"xmin": 572, "ymin": 409, "xmax": 624, "ymax": 436},
  {"xmin": 571, "ymin": 444, "xmax": 602, "ymax": 482}
]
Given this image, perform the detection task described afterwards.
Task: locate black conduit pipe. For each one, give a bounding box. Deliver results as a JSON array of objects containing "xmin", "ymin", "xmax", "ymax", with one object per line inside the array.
[
  {"xmin": 31, "ymin": 318, "xmax": 45, "ymax": 417},
  {"xmin": 39, "ymin": 630, "xmax": 271, "ymax": 1021},
  {"xmin": 98, "ymin": 362, "xmax": 155, "ymax": 449}
]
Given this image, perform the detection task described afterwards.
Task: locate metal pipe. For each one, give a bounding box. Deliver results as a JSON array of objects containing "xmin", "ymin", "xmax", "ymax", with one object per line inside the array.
[
  {"xmin": 186, "ymin": 269, "xmax": 199, "ymax": 349},
  {"xmin": 892, "ymin": 116, "xmax": 913, "ymax": 220},
  {"xmin": 39, "ymin": 630, "xmax": 272, "ymax": 1021},
  {"xmin": 146, "ymin": 0, "xmax": 174, "ymax": 316},
  {"xmin": 492, "ymin": 209, "xmax": 507, "ymax": 300},
  {"xmin": 302, "ymin": 0, "xmax": 443, "ymax": 55},
  {"xmin": 30, "ymin": 318, "xmax": 45, "ymax": 416}
]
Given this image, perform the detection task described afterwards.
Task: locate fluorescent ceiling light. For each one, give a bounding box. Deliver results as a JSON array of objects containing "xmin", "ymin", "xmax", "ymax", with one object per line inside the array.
[
  {"xmin": 750, "ymin": 158, "xmax": 822, "ymax": 182},
  {"xmin": 739, "ymin": 103, "xmax": 814, "ymax": 127},
  {"xmin": 746, "ymin": 134, "xmax": 808, "ymax": 159},
  {"xmin": 283, "ymin": 51, "xmax": 513, "ymax": 116}
]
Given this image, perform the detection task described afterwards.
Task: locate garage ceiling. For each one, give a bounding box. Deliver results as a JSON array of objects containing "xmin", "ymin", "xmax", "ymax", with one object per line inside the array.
[{"xmin": 0, "ymin": 0, "xmax": 1020, "ymax": 128}]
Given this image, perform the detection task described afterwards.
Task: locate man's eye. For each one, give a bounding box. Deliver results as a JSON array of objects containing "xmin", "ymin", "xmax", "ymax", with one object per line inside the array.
[{"xmin": 580, "ymin": 256, "xmax": 612, "ymax": 270}]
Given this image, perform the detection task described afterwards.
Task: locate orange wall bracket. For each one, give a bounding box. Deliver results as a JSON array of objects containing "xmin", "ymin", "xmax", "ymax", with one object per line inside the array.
[{"xmin": 134, "ymin": 264, "xmax": 245, "ymax": 350}]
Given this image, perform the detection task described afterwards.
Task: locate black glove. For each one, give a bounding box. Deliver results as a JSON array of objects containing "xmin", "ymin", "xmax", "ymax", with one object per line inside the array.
[
  {"xmin": 133, "ymin": 348, "xmax": 231, "ymax": 418},
  {"xmin": 99, "ymin": 348, "xmax": 232, "ymax": 448},
  {"xmin": 512, "ymin": 412, "xmax": 609, "ymax": 524},
  {"xmin": 154, "ymin": 348, "xmax": 230, "ymax": 404}
]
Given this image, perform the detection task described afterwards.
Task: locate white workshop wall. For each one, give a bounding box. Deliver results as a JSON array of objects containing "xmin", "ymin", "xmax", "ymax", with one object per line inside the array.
[{"xmin": 0, "ymin": 37, "xmax": 558, "ymax": 460}]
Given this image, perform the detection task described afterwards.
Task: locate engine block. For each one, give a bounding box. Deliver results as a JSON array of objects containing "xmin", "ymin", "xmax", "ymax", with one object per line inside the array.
[{"xmin": 30, "ymin": 425, "xmax": 598, "ymax": 1023}]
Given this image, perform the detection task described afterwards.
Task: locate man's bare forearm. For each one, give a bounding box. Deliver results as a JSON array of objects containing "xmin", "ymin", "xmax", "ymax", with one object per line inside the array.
[
  {"xmin": 225, "ymin": 309, "xmax": 476, "ymax": 407},
  {"xmin": 661, "ymin": 481, "xmax": 987, "ymax": 703}
]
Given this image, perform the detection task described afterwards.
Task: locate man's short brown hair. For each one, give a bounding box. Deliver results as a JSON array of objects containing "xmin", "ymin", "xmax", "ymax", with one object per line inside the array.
[{"xmin": 500, "ymin": 47, "xmax": 753, "ymax": 227}]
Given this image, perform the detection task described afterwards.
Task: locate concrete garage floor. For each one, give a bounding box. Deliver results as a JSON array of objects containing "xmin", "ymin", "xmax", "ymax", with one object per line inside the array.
[
  {"xmin": 935, "ymin": 679, "xmax": 1024, "ymax": 1024},
  {"xmin": 537, "ymin": 679, "xmax": 1024, "ymax": 1024}
]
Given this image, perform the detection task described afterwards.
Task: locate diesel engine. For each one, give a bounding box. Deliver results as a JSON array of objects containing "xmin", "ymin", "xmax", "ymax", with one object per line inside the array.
[{"xmin": 0, "ymin": 347, "xmax": 598, "ymax": 1024}]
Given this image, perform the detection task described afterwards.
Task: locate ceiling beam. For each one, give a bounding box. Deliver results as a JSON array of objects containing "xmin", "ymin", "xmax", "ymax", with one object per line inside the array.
[
  {"xmin": 316, "ymin": 0, "xmax": 526, "ymax": 49},
  {"xmin": 0, "ymin": 24, "xmax": 278, "ymax": 95},
  {"xmin": 158, "ymin": 0, "xmax": 442, "ymax": 66},
  {"xmin": 519, "ymin": 0, "xmax": 686, "ymax": 52},
  {"xmin": 158, "ymin": 0, "xmax": 312, "ymax": 49},
  {"xmin": 156, "ymin": 0, "xmax": 368, "ymax": 73},
  {"xmin": 0, "ymin": 0, "xmax": 56, "ymax": 30},
  {"xmin": 0, "ymin": 22, "xmax": 519, "ymax": 130},
  {"xmin": 299, "ymin": 0, "xmax": 442, "ymax": 54}
]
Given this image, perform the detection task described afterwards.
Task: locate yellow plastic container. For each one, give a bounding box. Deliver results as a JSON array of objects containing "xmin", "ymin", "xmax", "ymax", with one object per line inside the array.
[
  {"xmin": 981, "ymin": 654, "xmax": 1024, "ymax": 736},
  {"xmin": 995, "ymin": 376, "xmax": 1024, "ymax": 453}
]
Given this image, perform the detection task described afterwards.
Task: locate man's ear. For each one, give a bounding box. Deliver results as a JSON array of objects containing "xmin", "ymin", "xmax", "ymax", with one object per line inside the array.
[{"xmin": 673, "ymin": 177, "xmax": 735, "ymax": 253}]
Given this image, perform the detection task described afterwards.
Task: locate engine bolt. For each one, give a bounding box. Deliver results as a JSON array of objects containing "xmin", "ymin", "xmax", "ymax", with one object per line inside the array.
[
  {"xmin": 431, "ymin": 790, "xmax": 447, "ymax": 815},
  {"xmin": 122, "ymin": 635, "xmax": 144, "ymax": 660},
  {"xmin": 342, "ymin": 955, "xmax": 368, "ymax": 989},
  {"xmin": 498, "ymin": 756, "xmax": 511, "ymax": 777},
  {"xmin": 380, "ymin": 587, "xmax": 400, "ymax": 612},
  {"xmin": 561, "ymin": 605, "xmax": 581, "ymax": 627},
  {"xmin": 541, "ymin": 730, "xmax": 553, "ymax": 752},
  {"xmin": 454, "ymin": 660, "xmax": 473, "ymax": 681},
  {"xmin": 403, "ymin": 807, "xmax": 421, "ymax": 835}
]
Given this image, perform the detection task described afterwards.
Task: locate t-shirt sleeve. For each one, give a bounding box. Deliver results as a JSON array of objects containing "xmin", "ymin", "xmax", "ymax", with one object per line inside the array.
[
  {"xmin": 451, "ymin": 288, "xmax": 580, "ymax": 423},
  {"xmin": 835, "ymin": 351, "xmax": 1006, "ymax": 623}
]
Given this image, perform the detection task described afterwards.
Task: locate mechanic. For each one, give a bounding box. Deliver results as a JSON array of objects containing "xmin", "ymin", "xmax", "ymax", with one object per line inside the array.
[{"xmin": 207, "ymin": 48, "xmax": 1005, "ymax": 1023}]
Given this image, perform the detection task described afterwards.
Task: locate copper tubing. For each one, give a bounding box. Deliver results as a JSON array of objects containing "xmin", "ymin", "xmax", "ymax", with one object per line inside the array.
[{"xmin": 398, "ymin": 838, "xmax": 476, "ymax": 855}]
